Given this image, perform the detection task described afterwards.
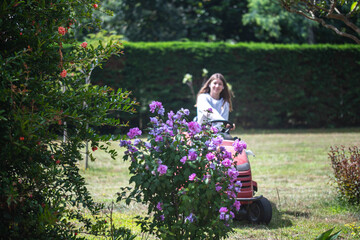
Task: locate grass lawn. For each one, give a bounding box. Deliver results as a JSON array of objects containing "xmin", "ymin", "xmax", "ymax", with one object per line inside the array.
[{"xmin": 80, "ymin": 128, "xmax": 360, "ymax": 239}]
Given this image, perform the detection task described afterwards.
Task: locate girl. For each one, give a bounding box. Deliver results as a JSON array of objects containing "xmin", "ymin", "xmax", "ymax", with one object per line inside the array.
[{"xmin": 196, "ymin": 73, "xmax": 235, "ymax": 130}]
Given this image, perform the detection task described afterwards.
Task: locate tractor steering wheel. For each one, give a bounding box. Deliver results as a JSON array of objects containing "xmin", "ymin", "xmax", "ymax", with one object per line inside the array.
[{"xmin": 210, "ymin": 120, "xmax": 235, "ymax": 134}]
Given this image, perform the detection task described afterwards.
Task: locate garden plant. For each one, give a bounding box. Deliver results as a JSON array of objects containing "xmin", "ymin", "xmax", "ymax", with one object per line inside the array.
[
  {"xmin": 0, "ymin": 0, "xmax": 137, "ymax": 239},
  {"xmin": 119, "ymin": 101, "xmax": 247, "ymax": 239}
]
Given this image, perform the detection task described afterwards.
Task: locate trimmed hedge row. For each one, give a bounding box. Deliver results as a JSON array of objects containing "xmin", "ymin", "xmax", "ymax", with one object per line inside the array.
[{"xmin": 92, "ymin": 42, "xmax": 360, "ymax": 130}]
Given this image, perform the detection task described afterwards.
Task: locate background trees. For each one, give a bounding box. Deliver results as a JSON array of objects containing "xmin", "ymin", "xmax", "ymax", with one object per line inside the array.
[
  {"xmin": 281, "ymin": 0, "xmax": 360, "ymax": 44},
  {"xmin": 94, "ymin": 0, "xmax": 354, "ymax": 43}
]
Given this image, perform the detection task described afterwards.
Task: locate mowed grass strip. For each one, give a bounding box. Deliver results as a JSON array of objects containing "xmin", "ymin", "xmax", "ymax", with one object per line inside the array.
[{"xmin": 80, "ymin": 129, "xmax": 360, "ymax": 239}]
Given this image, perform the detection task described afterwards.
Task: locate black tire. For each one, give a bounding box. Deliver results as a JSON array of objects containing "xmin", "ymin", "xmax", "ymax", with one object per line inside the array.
[{"xmin": 246, "ymin": 197, "xmax": 272, "ymax": 224}]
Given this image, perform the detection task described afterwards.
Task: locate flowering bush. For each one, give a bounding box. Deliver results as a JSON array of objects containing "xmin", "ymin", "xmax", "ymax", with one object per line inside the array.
[
  {"xmin": 0, "ymin": 0, "xmax": 136, "ymax": 239},
  {"xmin": 119, "ymin": 101, "xmax": 246, "ymax": 239},
  {"xmin": 329, "ymin": 146, "xmax": 360, "ymax": 203}
]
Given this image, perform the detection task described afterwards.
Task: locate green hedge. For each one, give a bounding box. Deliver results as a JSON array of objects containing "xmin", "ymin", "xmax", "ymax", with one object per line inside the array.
[{"xmin": 92, "ymin": 42, "xmax": 360, "ymax": 130}]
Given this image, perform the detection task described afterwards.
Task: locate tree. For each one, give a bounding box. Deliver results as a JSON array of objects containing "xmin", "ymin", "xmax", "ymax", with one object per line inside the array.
[
  {"xmin": 280, "ymin": 0, "xmax": 360, "ymax": 44},
  {"xmin": 99, "ymin": 0, "xmax": 255, "ymax": 42},
  {"xmin": 243, "ymin": 0, "xmax": 318, "ymax": 43},
  {"xmin": 0, "ymin": 0, "xmax": 137, "ymax": 238}
]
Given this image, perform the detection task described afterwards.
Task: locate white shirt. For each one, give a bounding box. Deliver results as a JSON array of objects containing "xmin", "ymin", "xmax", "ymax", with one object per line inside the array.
[{"xmin": 196, "ymin": 93, "xmax": 229, "ymax": 124}]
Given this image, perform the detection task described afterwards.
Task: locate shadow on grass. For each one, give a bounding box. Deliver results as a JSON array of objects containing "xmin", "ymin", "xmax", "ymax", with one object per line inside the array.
[
  {"xmin": 233, "ymin": 200, "xmax": 294, "ymax": 230},
  {"xmin": 234, "ymin": 127, "xmax": 360, "ymax": 135}
]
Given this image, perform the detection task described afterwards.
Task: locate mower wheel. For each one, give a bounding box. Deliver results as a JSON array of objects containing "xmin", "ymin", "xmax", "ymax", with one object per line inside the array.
[{"xmin": 246, "ymin": 197, "xmax": 272, "ymax": 224}]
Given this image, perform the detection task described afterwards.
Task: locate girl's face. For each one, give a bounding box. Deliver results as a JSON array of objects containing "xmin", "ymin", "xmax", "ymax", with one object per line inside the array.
[{"xmin": 209, "ymin": 78, "xmax": 224, "ymax": 97}]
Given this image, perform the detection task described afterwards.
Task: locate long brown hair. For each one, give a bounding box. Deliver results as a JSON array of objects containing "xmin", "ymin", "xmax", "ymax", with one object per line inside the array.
[{"xmin": 196, "ymin": 73, "xmax": 233, "ymax": 112}]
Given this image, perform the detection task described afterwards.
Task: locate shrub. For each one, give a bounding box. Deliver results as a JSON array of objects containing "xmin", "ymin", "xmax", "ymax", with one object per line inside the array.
[
  {"xmin": 119, "ymin": 102, "xmax": 246, "ymax": 239},
  {"xmin": 0, "ymin": 0, "xmax": 137, "ymax": 238},
  {"xmin": 329, "ymin": 146, "xmax": 360, "ymax": 203}
]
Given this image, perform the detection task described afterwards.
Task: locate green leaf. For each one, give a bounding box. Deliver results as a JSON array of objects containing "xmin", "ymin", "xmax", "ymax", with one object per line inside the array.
[{"xmin": 351, "ymin": 2, "xmax": 358, "ymax": 11}]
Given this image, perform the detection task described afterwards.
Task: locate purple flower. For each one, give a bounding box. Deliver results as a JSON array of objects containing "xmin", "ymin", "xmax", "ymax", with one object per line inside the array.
[
  {"xmin": 149, "ymin": 101, "xmax": 165, "ymax": 115},
  {"xmin": 212, "ymin": 136, "xmax": 223, "ymax": 147},
  {"xmin": 211, "ymin": 126, "xmax": 218, "ymax": 134},
  {"xmin": 180, "ymin": 156, "xmax": 187, "ymax": 164},
  {"xmin": 221, "ymin": 158, "xmax": 233, "ymax": 167},
  {"xmin": 119, "ymin": 140, "xmax": 131, "ymax": 147},
  {"xmin": 223, "ymin": 150, "xmax": 232, "ymax": 159},
  {"xmin": 156, "ymin": 202, "xmax": 163, "ymax": 211},
  {"xmin": 230, "ymin": 211, "xmax": 235, "ymax": 219},
  {"xmin": 233, "ymin": 200, "xmax": 241, "ymax": 211},
  {"xmin": 216, "ymin": 185, "xmax": 222, "ymax": 192},
  {"xmin": 129, "ymin": 146, "xmax": 138, "ymax": 153},
  {"xmin": 207, "ymin": 108, "xmax": 213, "ymax": 113},
  {"xmin": 181, "ymin": 108, "xmax": 190, "ymax": 116},
  {"xmin": 133, "ymin": 139, "xmax": 141, "ymax": 146},
  {"xmin": 155, "ymin": 135, "xmax": 163, "ymax": 142},
  {"xmin": 206, "ymin": 152, "xmax": 215, "ymax": 161},
  {"xmin": 232, "ymin": 139, "xmax": 247, "ymax": 153},
  {"xmin": 189, "ymin": 173, "xmax": 196, "ymax": 181},
  {"xmin": 187, "ymin": 121, "xmax": 201, "ymax": 135},
  {"xmin": 227, "ymin": 190, "xmax": 236, "ymax": 198},
  {"xmin": 168, "ymin": 110, "xmax": 175, "ymax": 120},
  {"xmin": 219, "ymin": 207, "xmax": 228, "ymax": 213},
  {"xmin": 145, "ymin": 142, "xmax": 152, "ymax": 149},
  {"xmin": 210, "ymin": 163, "xmax": 215, "ymax": 169},
  {"xmin": 185, "ymin": 213, "xmax": 195, "ymax": 223},
  {"xmin": 160, "ymin": 215, "xmax": 165, "ymax": 221},
  {"xmin": 157, "ymin": 164, "xmax": 168, "ymax": 176},
  {"xmin": 227, "ymin": 167, "xmax": 239, "ymax": 179},
  {"xmin": 127, "ymin": 127, "xmax": 142, "ymax": 139},
  {"xmin": 188, "ymin": 149, "xmax": 198, "ymax": 161},
  {"xmin": 150, "ymin": 117, "xmax": 159, "ymax": 125},
  {"xmin": 219, "ymin": 207, "xmax": 229, "ymax": 221}
]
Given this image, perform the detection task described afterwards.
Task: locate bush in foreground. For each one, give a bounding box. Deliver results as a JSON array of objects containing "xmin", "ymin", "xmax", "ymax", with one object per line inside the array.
[
  {"xmin": 329, "ymin": 146, "xmax": 360, "ymax": 204},
  {"xmin": 119, "ymin": 102, "xmax": 246, "ymax": 239}
]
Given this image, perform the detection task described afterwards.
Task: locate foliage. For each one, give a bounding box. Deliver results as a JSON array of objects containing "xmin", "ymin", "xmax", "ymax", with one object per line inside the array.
[
  {"xmin": 315, "ymin": 227, "xmax": 341, "ymax": 240},
  {"xmin": 119, "ymin": 102, "xmax": 246, "ymax": 239},
  {"xmin": 281, "ymin": 0, "xmax": 360, "ymax": 44},
  {"xmin": 329, "ymin": 146, "xmax": 360, "ymax": 203},
  {"xmin": 345, "ymin": 222, "xmax": 360, "ymax": 239},
  {"xmin": 92, "ymin": 41, "xmax": 360, "ymax": 130},
  {"xmin": 98, "ymin": 0, "xmax": 254, "ymax": 42},
  {"xmin": 0, "ymin": 0, "xmax": 137, "ymax": 239},
  {"xmin": 243, "ymin": 0, "xmax": 318, "ymax": 43}
]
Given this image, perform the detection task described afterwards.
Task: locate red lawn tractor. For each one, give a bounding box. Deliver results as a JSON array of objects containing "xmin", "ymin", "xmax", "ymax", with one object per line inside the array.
[{"xmin": 211, "ymin": 120, "xmax": 272, "ymax": 224}]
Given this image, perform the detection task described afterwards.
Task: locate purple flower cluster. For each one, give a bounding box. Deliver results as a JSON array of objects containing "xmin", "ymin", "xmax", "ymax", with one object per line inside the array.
[
  {"xmin": 219, "ymin": 207, "xmax": 234, "ymax": 221},
  {"xmin": 149, "ymin": 101, "xmax": 165, "ymax": 115},
  {"xmin": 221, "ymin": 158, "xmax": 233, "ymax": 167},
  {"xmin": 189, "ymin": 173, "xmax": 196, "ymax": 181},
  {"xmin": 157, "ymin": 164, "xmax": 168, "ymax": 176},
  {"xmin": 187, "ymin": 121, "xmax": 201, "ymax": 136},
  {"xmin": 156, "ymin": 202, "xmax": 163, "ymax": 211},
  {"xmin": 127, "ymin": 127, "xmax": 142, "ymax": 139},
  {"xmin": 232, "ymin": 139, "xmax": 247, "ymax": 153},
  {"xmin": 188, "ymin": 149, "xmax": 198, "ymax": 161},
  {"xmin": 185, "ymin": 213, "xmax": 195, "ymax": 223}
]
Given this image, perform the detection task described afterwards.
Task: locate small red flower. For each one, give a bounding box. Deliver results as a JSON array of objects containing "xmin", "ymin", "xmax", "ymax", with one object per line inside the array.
[
  {"xmin": 51, "ymin": 155, "xmax": 54, "ymax": 159},
  {"xmin": 80, "ymin": 42, "xmax": 88, "ymax": 48},
  {"xmin": 58, "ymin": 26, "xmax": 66, "ymax": 35},
  {"xmin": 92, "ymin": 147, "xmax": 98, "ymax": 151},
  {"xmin": 19, "ymin": 137, "xmax": 24, "ymax": 141},
  {"xmin": 20, "ymin": 32, "xmax": 23, "ymax": 36},
  {"xmin": 93, "ymin": 3, "xmax": 98, "ymax": 9},
  {"xmin": 56, "ymin": 160, "xmax": 61, "ymax": 164},
  {"xmin": 60, "ymin": 69, "xmax": 67, "ymax": 78},
  {"xmin": 104, "ymin": 220, "xmax": 107, "ymax": 223},
  {"xmin": 74, "ymin": 232, "xmax": 78, "ymax": 236}
]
